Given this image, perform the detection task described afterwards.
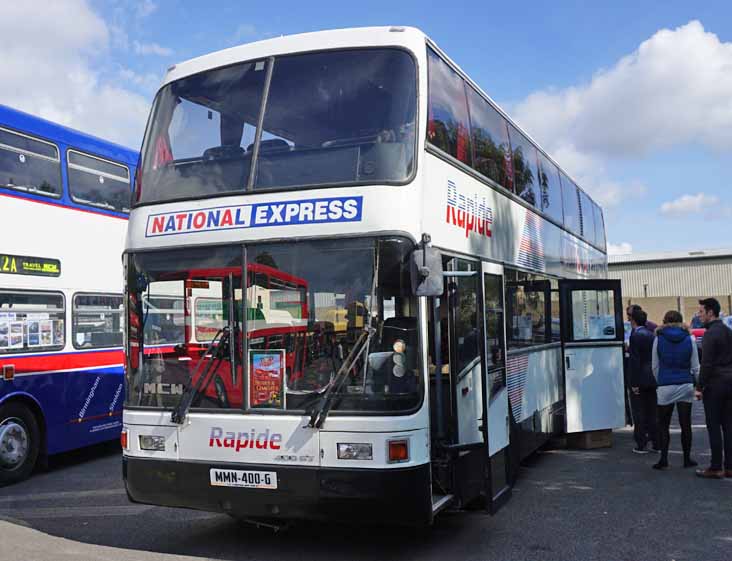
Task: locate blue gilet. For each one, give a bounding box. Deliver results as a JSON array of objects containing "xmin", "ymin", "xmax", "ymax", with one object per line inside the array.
[{"xmin": 656, "ymin": 327, "xmax": 694, "ymax": 386}]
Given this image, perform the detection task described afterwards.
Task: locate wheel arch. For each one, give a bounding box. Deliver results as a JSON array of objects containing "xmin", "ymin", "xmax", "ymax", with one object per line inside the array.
[{"xmin": 0, "ymin": 392, "xmax": 48, "ymax": 457}]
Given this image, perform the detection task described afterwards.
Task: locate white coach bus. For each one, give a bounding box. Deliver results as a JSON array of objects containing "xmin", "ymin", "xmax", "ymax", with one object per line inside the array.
[{"xmin": 122, "ymin": 26, "xmax": 626, "ymax": 525}]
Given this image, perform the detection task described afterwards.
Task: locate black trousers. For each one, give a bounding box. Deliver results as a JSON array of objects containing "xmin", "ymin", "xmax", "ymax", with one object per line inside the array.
[
  {"xmin": 657, "ymin": 401, "xmax": 693, "ymax": 463},
  {"xmin": 703, "ymin": 375, "xmax": 732, "ymax": 470},
  {"xmin": 631, "ymin": 388, "xmax": 658, "ymax": 449}
]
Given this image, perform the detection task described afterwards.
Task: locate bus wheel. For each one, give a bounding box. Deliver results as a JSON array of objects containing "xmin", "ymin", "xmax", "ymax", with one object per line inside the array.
[{"xmin": 0, "ymin": 402, "xmax": 40, "ymax": 487}]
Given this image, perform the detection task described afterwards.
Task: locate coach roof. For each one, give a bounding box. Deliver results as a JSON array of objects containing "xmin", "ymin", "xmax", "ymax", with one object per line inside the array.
[{"xmin": 161, "ymin": 26, "xmax": 428, "ymax": 88}]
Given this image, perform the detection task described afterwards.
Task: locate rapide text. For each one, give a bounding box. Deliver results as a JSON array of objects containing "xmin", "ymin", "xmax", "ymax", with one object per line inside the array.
[{"xmin": 209, "ymin": 426, "xmax": 283, "ymax": 452}]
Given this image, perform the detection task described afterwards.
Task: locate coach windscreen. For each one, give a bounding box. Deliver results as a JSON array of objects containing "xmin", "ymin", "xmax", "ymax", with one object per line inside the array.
[{"xmin": 136, "ymin": 48, "xmax": 417, "ymax": 204}]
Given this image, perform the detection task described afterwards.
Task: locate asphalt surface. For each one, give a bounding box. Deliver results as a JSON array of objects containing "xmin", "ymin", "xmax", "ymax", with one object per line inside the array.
[{"xmin": 0, "ymin": 402, "xmax": 730, "ymax": 561}]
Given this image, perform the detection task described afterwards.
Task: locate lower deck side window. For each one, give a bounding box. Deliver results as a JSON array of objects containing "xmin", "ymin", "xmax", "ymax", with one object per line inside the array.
[
  {"xmin": 0, "ymin": 290, "xmax": 65, "ymax": 353},
  {"xmin": 72, "ymin": 293, "xmax": 124, "ymax": 349},
  {"xmin": 505, "ymin": 269, "xmax": 557, "ymax": 349}
]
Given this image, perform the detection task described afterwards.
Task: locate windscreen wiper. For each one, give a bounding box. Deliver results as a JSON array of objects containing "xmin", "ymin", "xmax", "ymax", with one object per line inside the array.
[
  {"xmin": 306, "ymin": 327, "xmax": 375, "ymax": 429},
  {"xmin": 171, "ymin": 327, "xmax": 230, "ymax": 424}
]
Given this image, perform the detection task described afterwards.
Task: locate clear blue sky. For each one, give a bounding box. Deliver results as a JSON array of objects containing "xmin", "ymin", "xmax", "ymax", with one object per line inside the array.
[{"xmin": 3, "ymin": 1, "xmax": 732, "ymax": 255}]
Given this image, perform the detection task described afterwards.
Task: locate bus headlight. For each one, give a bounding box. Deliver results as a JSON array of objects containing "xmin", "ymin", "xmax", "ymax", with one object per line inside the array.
[
  {"xmin": 337, "ymin": 443, "xmax": 373, "ymax": 460},
  {"xmin": 139, "ymin": 435, "xmax": 166, "ymax": 451}
]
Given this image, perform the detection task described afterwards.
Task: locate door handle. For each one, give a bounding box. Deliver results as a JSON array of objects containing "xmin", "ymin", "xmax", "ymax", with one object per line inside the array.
[{"xmin": 565, "ymin": 356, "xmax": 571, "ymax": 370}]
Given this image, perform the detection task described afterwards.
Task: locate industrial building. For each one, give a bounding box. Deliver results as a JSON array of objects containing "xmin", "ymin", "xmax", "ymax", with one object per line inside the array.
[{"xmin": 608, "ymin": 248, "xmax": 732, "ymax": 326}]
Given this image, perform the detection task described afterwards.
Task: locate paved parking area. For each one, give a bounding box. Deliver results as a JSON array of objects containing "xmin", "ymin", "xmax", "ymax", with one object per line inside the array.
[{"xmin": 0, "ymin": 402, "xmax": 730, "ymax": 561}]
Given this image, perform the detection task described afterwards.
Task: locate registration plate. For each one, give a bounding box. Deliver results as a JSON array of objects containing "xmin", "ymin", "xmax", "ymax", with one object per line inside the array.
[{"xmin": 209, "ymin": 468, "xmax": 278, "ymax": 489}]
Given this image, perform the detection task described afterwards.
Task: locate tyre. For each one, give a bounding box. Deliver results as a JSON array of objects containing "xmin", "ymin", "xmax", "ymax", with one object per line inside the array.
[
  {"xmin": 214, "ymin": 377, "xmax": 230, "ymax": 408},
  {"xmin": 0, "ymin": 402, "xmax": 40, "ymax": 487}
]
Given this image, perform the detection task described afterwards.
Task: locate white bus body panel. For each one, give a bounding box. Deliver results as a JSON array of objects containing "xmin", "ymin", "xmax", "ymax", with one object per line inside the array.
[
  {"xmin": 1, "ymin": 195, "xmax": 126, "ymax": 295},
  {"xmin": 420, "ymin": 154, "xmax": 605, "ymax": 279},
  {"xmin": 565, "ymin": 346, "xmax": 626, "ymax": 433},
  {"xmin": 123, "ymin": 409, "xmax": 430, "ymax": 469},
  {"xmin": 455, "ymin": 361, "xmax": 483, "ymax": 445}
]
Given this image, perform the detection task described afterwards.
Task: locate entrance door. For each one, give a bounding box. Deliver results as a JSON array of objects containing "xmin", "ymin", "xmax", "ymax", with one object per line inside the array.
[
  {"xmin": 481, "ymin": 262, "xmax": 510, "ymax": 513},
  {"xmin": 559, "ymin": 279, "xmax": 626, "ymax": 433}
]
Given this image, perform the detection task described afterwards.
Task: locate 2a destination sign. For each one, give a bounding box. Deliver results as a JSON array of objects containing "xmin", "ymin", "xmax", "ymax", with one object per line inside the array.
[{"xmin": 0, "ymin": 254, "xmax": 61, "ymax": 277}]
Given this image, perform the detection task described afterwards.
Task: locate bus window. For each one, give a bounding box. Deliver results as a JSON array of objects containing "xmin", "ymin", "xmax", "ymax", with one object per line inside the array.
[
  {"xmin": 67, "ymin": 150, "xmax": 130, "ymax": 213},
  {"xmin": 504, "ymin": 270, "xmax": 550, "ymax": 349},
  {"xmin": 466, "ymin": 86, "xmax": 513, "ymax": 191},
  {"xmin": 137, "ymin": 48, "xmax": 417, "ymax": 203},
  {"xmin": 194, "ymin": 297, "xmax": 224, "ymax": 342},
  {"xmin": 138, "ymin": 60, "xmax": 267, "ymax": 203},
  {"xmin": 0, "ymin": 291, "xmax": 65, "ymax": 353},
  {"xmin": 593, "ymin": 203, "xmax": 606, "ymax": 250},
  {"xmin": 246, "ymin": 237, "xmax": 421, "ymax": 413},
  {"xmin": 72, "ymin": 293, "xmax": 123, "ymax": 349},
  {"xmin": 427, "ymin": 48, "xmax": 472, "ymax": 165},
  {"xmin": 0, "ymin": 127, "xmax": 61, "ymax": 197},
  {"xmin": 579, "ymin": 190, "xmax": 597, "ymax": 247},
  {"xmin": 254, "ymin": 49, "xmax": 417, "ymax": 189},
  {"xmin": 142, "ymin": 296, "xmax": 184, "ymax": 345},
  {"xmin": 537, "ymin": 152, "xmax": 564, "ymax": 225},
  {"xmin": 561, "ymin": 173, "xmax": 581, "ymax": 235},
  {"xmin": 126, "ymin": 246, "xmax": 243, "ymax": 410},
  {"xmin": 447, "ymin": 258, "xmax": 480, "ymax": 373},
  {"xmin": 506, "ymin": 124, "xmax": 539, "ymax": 208}
]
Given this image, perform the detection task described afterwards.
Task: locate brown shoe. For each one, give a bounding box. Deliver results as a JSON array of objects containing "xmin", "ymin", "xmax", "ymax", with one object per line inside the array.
[{"xmin": 696, "ymin": 468, "xmax": 725, "ymax": 479}]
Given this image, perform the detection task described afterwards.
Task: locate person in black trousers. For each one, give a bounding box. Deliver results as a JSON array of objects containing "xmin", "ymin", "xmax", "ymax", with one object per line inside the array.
[
  {"xmin": 695, "ymin": 298, "xmax": 732, "ymax": 479},
  {"xmin": 651, "ymin": 310, "xmax": 700, "ymax": 470},
  {"xmin": 628, "ymin": 308, "xmax": 658, "ymax": 453}
]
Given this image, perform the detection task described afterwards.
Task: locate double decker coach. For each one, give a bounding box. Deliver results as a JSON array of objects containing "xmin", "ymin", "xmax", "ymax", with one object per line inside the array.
[
  {"xmin": 122, "ymin": 27, "xmax": 626, "ymax": 525},
  {"xmin": 0, "ymin": 105, "xmax": 137, "ymax": 485}
]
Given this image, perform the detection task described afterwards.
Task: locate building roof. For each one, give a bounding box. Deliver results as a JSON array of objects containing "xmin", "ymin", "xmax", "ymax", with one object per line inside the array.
[{"xmin": 609, "ymin": 247, "xmax": 732, "ymax": 266}]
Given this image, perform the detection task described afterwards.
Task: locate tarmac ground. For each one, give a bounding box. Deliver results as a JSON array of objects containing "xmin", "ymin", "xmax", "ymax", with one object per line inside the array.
[{"xmin": 0, "ymin": 401, "xmax": 730, "ymax": 561}]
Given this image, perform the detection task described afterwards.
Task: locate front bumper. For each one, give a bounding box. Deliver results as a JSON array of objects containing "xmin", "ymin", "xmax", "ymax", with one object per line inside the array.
[{"xmin": 123, "ymin": 456, "xmax": 432, "ymax": 525}]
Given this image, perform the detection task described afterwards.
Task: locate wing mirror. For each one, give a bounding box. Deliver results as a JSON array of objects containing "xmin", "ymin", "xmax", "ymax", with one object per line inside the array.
[{"xmin": 410, "ymin": 234, "xmax": 444, "ymax": 297}]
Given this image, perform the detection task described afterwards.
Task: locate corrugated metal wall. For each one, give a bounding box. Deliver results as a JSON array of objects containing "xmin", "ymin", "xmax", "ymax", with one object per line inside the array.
[{"xmin": 608, "ymin": 257, "xmax": 732, "ymax": 297}]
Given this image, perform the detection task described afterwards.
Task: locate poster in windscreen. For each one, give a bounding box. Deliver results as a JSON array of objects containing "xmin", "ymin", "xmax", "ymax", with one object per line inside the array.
[{"xmin": 249, "ymin": 350, "xmax": 285, "ymax": 409}]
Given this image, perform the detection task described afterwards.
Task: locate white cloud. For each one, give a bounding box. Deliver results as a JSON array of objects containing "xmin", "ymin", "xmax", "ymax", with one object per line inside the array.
[
  {"xmin": 607, "ymin": 242, "xmax": 633, "ymax": 256},
  {"xmin": 661, "ymin": 193, "xmax": 719, "ymax": 216},
  {"xmin": 133, "ymin": 40, "xmax": 173, "ymax": 56},
  {"xmin": 515, "ymin": 20, "xmax": 732, "ymax": 158},
  {"xmin": 0, "ymin": 0, "xmax": 150, "ymax": 148},
  {"xmin": 136, "ymin": 0, "xmax": 157, "ymax": 19},
  {"xmin": 511, "ymin": 20, "xmax": 732, "ymax": 207},
  {"xmin": 119, "ymin": 68, "xmax": 162, "ymax": 94}
]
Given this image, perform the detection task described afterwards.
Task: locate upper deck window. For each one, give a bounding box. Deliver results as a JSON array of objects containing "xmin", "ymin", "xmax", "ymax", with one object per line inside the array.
[
  {"xmin": 137, "ymin": 48, "xmax": 417, "ymax": 204},
  {"xmin": 465, "ymin": 86, "xmax": 513, "ymax": 191},
  {"xmin": 537, "ymin": 152, "xmax": 564, "ymax": 225},
  {"xmin": 506, "ymin": 124, "xmax": 539, "ymax": 208},
  {"xmin": 426, "ymin": 49, "xmax": 472, "ymax": 165},
  {"xmin": 67, "ymin": 150, "xmax": 130, "ymax": 213},
  {"xmin": 579, "ymin": 190, "xmax": 597, "ymax": 247},
  {"xmin": 561, "ymin": 173, "xmax": 581, "ymax": 235},
  {"xmin": 593, "ymin": 203, "xmax": 606, "ymax": 250},
  {"xmin": 0, "ymin": 127, "xmax": 61, "ymax": 198}
]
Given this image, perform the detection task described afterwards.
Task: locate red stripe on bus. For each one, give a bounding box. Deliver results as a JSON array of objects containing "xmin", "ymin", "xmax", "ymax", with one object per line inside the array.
[{"xmin": 67, "ymin": 410, "xmax": 122, "ymax": 425}]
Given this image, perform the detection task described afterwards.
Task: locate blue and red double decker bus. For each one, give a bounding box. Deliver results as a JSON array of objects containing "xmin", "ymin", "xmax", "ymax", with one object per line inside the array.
[{"xmin": 0, "ymin": 104, "xmax": 138, "ymax": 485}]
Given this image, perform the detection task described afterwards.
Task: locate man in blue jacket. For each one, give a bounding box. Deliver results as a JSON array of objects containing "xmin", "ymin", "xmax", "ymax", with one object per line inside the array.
[{"xmin": 629, "ymin": 308, "xmax": 658, "ymax": 453}]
